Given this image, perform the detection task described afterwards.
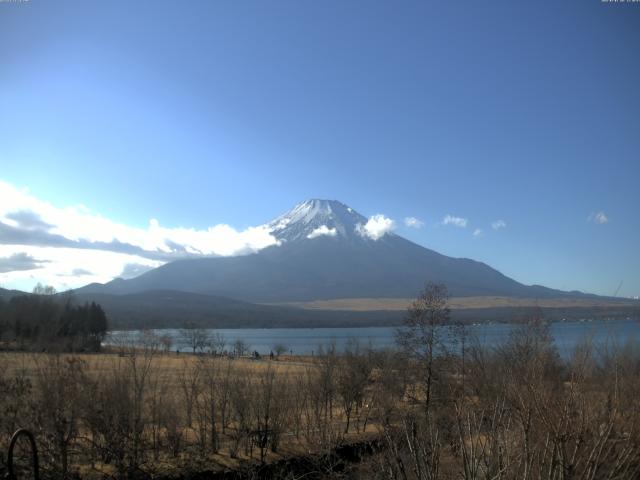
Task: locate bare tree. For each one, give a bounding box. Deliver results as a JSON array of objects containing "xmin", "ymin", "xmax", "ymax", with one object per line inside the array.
[
  {"xmin": 250, "ymin": 366, "xmax": 289, "ymax": 463},
  {"xmin": 396, "ymin": 282, "xmax": 450, "ymax": 418},
  {"xmin": 32, "ymin": 283, "xmax": 57, "ymax": 295},
  {"xmin": 210, "ymin": 332, "xmax": 226, "ymax": 355},
  {"xmin": 161, "ymin": 396, "xmax": 184, "ymax": 458},
  {"xmin": 80, "ymin": 344, "xmax": 158, "ymax": 478},
  {"xmin": 32, "ymin": 355, "xmax": 87, "ymax": 478},
  {"xmin": 381, "ymin": 283, "xmax": 452, "ymax": 480},
  {"xmin": 138, "ymin": 329, "xmax": 160, "ymax": 351},
  {"xmin": 196, "ymin": 355, "xmax": 225, "ymax": 453},
  {"xmin": 228, "ymin": 375, "xmax": 251, "ymax": 458},
  {"xmin": 0, "ymin": 357, "xmax": 33, "ymax": 470},
  {"xmin": 233, "ymin": 339, "xmax": 250, "ymax": 357},
  {"xmin": 158, "ymin": 333, "xmax": 173, "ymax": 353},
  {"xmin": 303, "ymin": 344, "xmax": 341, "ymax": 451},
  {"xmin": 337, "ymin": 340, "xmax": 371, "ymax": 433},
  {"xmin": 181, "ymin": 325, "xmax": 211, "ymax": 354},
  {"xmin": 273, "ymin": 343, "xmax": 287, "ymax": 358},
  {"xmin": 179, "ymin": 358, "xmax": 202, "ymax": 428}
]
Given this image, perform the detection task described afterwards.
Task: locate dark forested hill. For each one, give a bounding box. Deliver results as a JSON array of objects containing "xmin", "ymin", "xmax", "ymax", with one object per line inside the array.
[{"xmin": 72, "ymin": 290, "xmax": 404, "ymax": 329}]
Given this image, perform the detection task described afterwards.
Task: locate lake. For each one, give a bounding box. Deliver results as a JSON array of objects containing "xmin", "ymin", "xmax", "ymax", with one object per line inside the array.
[{"xmin": 106, "ymin": 318, "xmax": 640, "ymax": 358}]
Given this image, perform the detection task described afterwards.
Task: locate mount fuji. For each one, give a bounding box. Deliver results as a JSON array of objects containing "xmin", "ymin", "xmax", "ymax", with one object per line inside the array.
[{"xmin": 76, "ymin": 199, "xmax": 590, "ymax": 303}]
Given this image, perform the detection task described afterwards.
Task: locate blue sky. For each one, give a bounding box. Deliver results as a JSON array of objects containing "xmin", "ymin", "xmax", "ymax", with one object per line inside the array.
[{"xmin": 0, "ymin": 0, "xmax": 639, "ymax": 297}]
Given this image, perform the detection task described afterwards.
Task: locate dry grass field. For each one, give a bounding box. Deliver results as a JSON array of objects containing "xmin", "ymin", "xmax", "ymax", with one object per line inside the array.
[
  {"xmin": 1, "ymin": 350, "xmax": 313, "ymax": 381},
  {"xmin": 273, "ymin": 295, "xmax": 638, "ymax": 311},
  {"xmin": 0, "ymin": 348, "xmax": 388, "ymax": 479}
]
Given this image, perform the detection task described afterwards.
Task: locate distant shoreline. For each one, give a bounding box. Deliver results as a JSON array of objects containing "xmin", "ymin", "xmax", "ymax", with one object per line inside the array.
[
  {"xmin": 269, "ymin": 296, "xmax": 640, "ymax": 311},
  {"xmin": 104, "ymin": 308, "xmax": 640, "ymax": 331},
  {"xmin": 106, "ymin": 313, "xmax": 640, "ymax": 333}
]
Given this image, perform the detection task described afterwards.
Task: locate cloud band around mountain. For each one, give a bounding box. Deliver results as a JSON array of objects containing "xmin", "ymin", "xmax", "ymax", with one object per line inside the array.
[
  {"xmin": 0, "ymin": 180, "xmax": 280, "ymax": 261},
  {"xmin": 0, "ymin": 179, "xmax": 281, "ymax": 290}
]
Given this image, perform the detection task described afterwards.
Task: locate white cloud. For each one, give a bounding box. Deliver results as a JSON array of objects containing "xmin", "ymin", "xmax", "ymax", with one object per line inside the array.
[
  {"xmin": 491, "ymin": 219, "xmax": 507, "ymax": 230},
  {"xmin": 0, "ymin": 252, "xmax": 49, "ymax": 273},
  {"xmin": 0, "ymin": 179, "xmax": 283, "ymax": 290},
  {"xmin": 355, "ymin": 214, "xmax": 395, "ymax": 241},
  {"xmin": 404, "ymin": 217, "xmax": 424, "ymax": 229},
  {"xmin": 306, "ymin": 225, "xmax": 337, "ymax": 239},
  {"xmin": 0, "ymin": 245, "xmax": 162, "ymax": 291},
  {"xmin": 473, "ymin": 229, "xmax": 483, "ymax": 238},
  {"xmin": 588, "ymin": 211, "xmax": 609, "ymax": 224},
  {"xmin": 442, "ymin": 215, "xmax": 468, "ymax": 228},
  {"xmin": 143, "ymin": 220, "xmax": 279, "ymax": 257},
  {"xmin": 70, "ymin": 268, "xmax": 92, "ymax": 276},
  {"xmin": 0, "ymin": 179, "xmax": 280, "ymax": 258},
  {"xmin": 120, "ymin": 263, "xmax": 156, "ymax": 279}
]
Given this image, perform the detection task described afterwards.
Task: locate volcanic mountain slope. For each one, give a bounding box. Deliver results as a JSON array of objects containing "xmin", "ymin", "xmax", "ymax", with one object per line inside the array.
[{"xmin": 76, "ymin": 199, "xmax": 595, "ymax": 303}]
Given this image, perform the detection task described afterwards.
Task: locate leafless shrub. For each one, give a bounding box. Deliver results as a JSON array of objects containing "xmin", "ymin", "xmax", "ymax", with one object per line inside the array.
[
  {"xmin": 337, "ymin": 340, "xmax": 372, "ymax": 434},
  {"xmin": 303, "ymin": 344, "xmax": 342, "ymax": 452},
  {"xmin": 31, "ymin": 355, "xmax": 87, "ymax": 479},
  {"xmin": 179, "ymin": 357, "xmax": 202, "ymax": 428},
  {"xmin": 81, "ymin": 342, "xmax": 158, "ymax": 478},
  {"xmin": 228, "ymin": 374, "xmax": 252, "ymax": 458},
  {"xmin": 0, "ymin": 357, "xmax": 33, "ymax": 472},
  {"xmin": 249, "ymin": 365, "xmax": 290, "ymax": 463}
]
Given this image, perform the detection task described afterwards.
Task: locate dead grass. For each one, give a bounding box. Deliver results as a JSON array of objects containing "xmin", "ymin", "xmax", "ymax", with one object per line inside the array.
[
  {"xmin": 0, "ymin": 350, "xmax": 382, "ymax": 478},
  {"xmin": 270, "ymin": 296, "xmax": 637, "ymax": 311},
  {"xmin": 1, "ymin": 350, "xmax": 313, "ymax": 377}
]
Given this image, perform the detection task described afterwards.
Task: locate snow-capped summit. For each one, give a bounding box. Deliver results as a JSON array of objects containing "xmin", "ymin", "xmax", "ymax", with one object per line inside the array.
[{"xmin": 268, "ymin": 199, "xmax": 367, "ymax": 242}]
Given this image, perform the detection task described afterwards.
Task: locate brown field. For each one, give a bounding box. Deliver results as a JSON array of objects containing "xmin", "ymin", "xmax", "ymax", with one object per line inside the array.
[
  {"xmin": 0, "ymin": 348, "xmax": 386, "ymax": 479},
  {"xmin": 2, "ymin": 320, "xmax": 640, "ymax": 479},
  {"xmin": 1, "ymin": 349, "xmax": 313, "ymax": 380},
  {"xmin": 271, "ymin": 295, "xmax": 637, "ymax": 311}
]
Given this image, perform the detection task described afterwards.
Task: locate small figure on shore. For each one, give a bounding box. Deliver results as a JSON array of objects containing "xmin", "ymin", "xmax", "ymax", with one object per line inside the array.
[{"xmin": 270, "ymin": 350, "xmax": 274, "ymax": 360}]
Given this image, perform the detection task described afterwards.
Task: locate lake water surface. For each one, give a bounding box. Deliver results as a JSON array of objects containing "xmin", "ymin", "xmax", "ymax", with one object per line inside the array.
[{"xmin": 106, "ymin": 318, "xmax": 640, "ymax": 358}]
